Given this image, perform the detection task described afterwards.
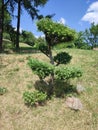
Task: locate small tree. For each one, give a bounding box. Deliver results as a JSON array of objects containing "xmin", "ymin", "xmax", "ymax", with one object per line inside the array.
[{"xmin": 28, "ymin": 18, "xmax": 82, "ymax": 96}]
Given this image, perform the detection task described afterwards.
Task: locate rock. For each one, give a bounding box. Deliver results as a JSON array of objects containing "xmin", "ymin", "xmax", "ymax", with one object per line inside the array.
[
  {"xmin": 65, "ymin": 97, "xmax": 83, "ymax": 110},
  {"xmin": 76, "ymin": 84, "xmax": 85, "ymax": 94}
]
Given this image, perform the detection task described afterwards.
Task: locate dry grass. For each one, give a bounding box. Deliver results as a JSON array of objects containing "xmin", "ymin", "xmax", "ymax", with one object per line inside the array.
[{"xmin": 0, "ymin": 48, "xmax": 98, "ymax": 130}]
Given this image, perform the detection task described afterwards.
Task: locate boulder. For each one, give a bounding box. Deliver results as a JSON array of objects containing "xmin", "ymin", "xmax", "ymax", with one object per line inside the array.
[{"xmin": 65, "ymin": 97, "xmax": 83, "ymax": 110}]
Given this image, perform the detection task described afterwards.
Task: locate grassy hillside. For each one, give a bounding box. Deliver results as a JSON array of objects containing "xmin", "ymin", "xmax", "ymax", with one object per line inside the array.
[{"xmin": 0, "ymin": 47, "xmax": 98, "ymax": 130}]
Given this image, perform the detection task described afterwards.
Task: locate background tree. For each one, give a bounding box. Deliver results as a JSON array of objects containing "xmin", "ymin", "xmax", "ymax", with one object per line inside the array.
[
  {"xmin": 0, "ymin": 0, "xmax": 16, "ymax": 52},
  {"xmin": 89, "ymin": 23, "xmax": 98, "ymax": 48},
  {"xmin": 74, "ymin": 31, "xmax": 91, "ymax": 49},
  {"xmin": 20, "ymin": 30, "xmax": 36, "ymax": 46},
  {"xmin": 15, "ymin": 0, "xmax": 48, "ymax": 49},
  {"xmin": 0, "ymin": 0, "xmax": 48, "ymax": 51},
  {"xmin": 3, "ymin": 8, "xmax": 12, "ymax": 40},
  {"xmin": 84, "ymin": 23, "xmax": 98, "ymax": 49}
]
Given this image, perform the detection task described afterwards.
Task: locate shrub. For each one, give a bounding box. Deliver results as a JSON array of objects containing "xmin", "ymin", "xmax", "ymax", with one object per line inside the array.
[
  {"xmin": 55, "ymin": 67, "xmax": 82, "ymax": 80},
  {"xmin": 23, "ymin": 91, "xmax": 47, "ymax": 106},
  {"xmin": 28, "ymin": 58, "xmax": 82, "ymax": 81},
  {"xmin": 28, "ymin": 58, "xmax": 54, "ymax": 79},
  {"xmin": 0, "ymin": 87, "xmax": 7, "ymax": 95},
  {"xmin": 54, "ymin": 52, "xmax": 72, "ymax": 65}
]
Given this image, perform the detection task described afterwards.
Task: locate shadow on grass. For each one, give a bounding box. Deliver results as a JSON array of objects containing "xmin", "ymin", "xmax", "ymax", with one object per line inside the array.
[
  {"xmin": 2, "ymin": 40, "xmax": 40, "ymax": 54},
  {"xmin": 14, "ymin": 47, "xmax": 40, "ymax": 54},
  {"xmin": 1, "ymin": 47, "xmax": 40, "ymax": 54},
  {"xmin": 34, "ymin": 79, "xmax": 77, "ymax": 98}
]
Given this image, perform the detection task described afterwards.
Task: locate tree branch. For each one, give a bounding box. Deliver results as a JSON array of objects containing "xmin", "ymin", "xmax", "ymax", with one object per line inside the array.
[{"xmin": 4, "ymin": 0, "xmax": 10, "ymax": 7}]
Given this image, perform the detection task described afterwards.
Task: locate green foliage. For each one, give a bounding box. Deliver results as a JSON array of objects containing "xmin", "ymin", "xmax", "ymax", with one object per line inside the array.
[
  {"xmin": 55, "ymin": 67, "xmax": 82, "ymax": 80},
  {"xmin": 20, "ymin": 30, "xmax": 36, "ymax": 46},
  {"xmin": 23, "ymin": 91, "xmax": 47, "ymax": 106},
  {"xmin": 28, "ymin": 58, "xmax": 54, "ymax": 79},
  {"xmin": 74, "ymin": 31, "xmax": 91, "ymax": 50},
  {"xmin": 54, "ymin": 52, "xmax": 72, "ymax": 65},
  {"xmin": 34, "ymin": 37, "xmax": 46, "ymax": 49},
  {"xmin": 3, "ymin": 39, "xmax": 14, "ymax": 50},
  {"xmin": 28, "ymin": 58, "xmax": 82, "ymax": 81},
  {"xmin": 38, "ymin": 43, "xmax": 49, "ymax": 56},
  {"xmin": 3, "ymin": 32, "xmax": 10, "ymax": 40},
  {"xmin": 4, "ymin": 25, "xmax": 17, "ymax": 45},
  {"xmin": 35, "ymin": 18, "xmax": 83, "ymax": 97},
  {"xmin": 53, "ymin": 42, "xmax": 75, "ymax": 49},
  {"xmin": 83, "ymin": 24, "xmax": 98, "ymax": 48},
  {"xmin": 37, "ymin": 18, "xmax": 76, "ymax": 46},
  {"xmin": 89, "ymin": 23, "xmax": 98, "ymax": 47},
  {"xmin": 0, "ymin": 87, "xmax": 7, "ymax": 95}
]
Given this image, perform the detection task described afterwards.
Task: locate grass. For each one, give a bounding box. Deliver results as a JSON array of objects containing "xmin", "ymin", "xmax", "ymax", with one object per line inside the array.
[{"xmin": 0, "ymin": 43, "xmax": 98, "ymax": 130}]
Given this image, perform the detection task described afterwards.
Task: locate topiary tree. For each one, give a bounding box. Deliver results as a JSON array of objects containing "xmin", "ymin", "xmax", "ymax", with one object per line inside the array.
[{"xmin": 28, "ymin": 18, "xmax": 82, "ymax": 96}]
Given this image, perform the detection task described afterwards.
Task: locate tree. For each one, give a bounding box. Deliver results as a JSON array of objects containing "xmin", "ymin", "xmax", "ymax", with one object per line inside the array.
[
  {"xmin": 0, "ymin": 0, "xmax": 16, "ymax": 52},
  {"xmin": 37, "ymin": 18, "xmax": 75, "ymax": 64},
  {"xmin": 15, "ymin": 0, "xmax": 48, "ymax": 49},
  {"xmin": 74, "ymin": 31, "xmax": 91, "ymax": 49},
  {"xmin": 28, "ymin": 18, "xmax": 82, "ymax": 96},
  {"xmin": 84, "ymin": 23, "xmax": 98, "ymax": 49},
  {"xmin": 20, "ymin": 30, "xmax": 36, "ymax": 46},
  {"xmin": 89, "ymin": 23, "xmax": 98, "ymax": 48}
]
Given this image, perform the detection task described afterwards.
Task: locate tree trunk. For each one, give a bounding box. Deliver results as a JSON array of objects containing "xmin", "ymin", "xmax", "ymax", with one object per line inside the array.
[
  {"xmin": 16, "ymin": 0, "xmax": 21, "ymax": 49},
  {"xmin": 48, "ymin": 44, "xmax": 54, "ymax": 95},
  {"xmin": 0, "ymin": 0, "xmax": 4, "ymax": 52}
]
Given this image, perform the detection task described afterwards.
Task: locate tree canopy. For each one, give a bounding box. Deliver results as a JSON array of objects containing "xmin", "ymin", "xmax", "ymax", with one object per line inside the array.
[{"xmin": 37, "ymin": 18, "xmax": 76, "ymax": 46}]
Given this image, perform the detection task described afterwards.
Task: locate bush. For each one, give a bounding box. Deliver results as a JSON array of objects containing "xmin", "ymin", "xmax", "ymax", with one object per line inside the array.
[
  {"xmin": 28, "ymin": 58, "xmax": 54, "ymax": 79},
  {"xmin": 23, "ymin": 91, "xmax": 47, "ymax": 106},
  {"xmin": 55, "ymin": 67, "xmax": 82, "ymax": 80},
  {"xmin": 0, "ymin": 87, "xmax": 7, "ymax": 95},
  {"xmin": 54, "ymin": 52, "xmax": 72, "ymax": 65},
  {"xmin": 28, "ymin": 58, "xmax": 82, "ymax": 81}
]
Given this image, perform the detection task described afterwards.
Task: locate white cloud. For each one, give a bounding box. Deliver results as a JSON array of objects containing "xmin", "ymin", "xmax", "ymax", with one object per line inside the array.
[
  {"xmin": 59, "ymin": 17, "xmax": 66, "ymax": 25},
  {"xmin": 35, "ymin": 34, "xmax": 45, "ymax": 38},
  {"xmin": 81, "ymin": 1, "xmax": 98, "ymax": 24},
  {"xmin": 40, "ymin": 34, "xmax": 45, "ymax": 38}
]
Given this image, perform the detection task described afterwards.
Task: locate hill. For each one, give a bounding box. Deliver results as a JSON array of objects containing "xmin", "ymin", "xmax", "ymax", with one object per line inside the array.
[{"xmin": 0, "ymin": 47, "xmax": 98, "ymax": 130}]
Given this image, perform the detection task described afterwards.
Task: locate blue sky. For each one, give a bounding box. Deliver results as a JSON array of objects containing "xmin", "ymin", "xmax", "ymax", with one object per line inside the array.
[{"xmin": 12, "ymin": 0, "xmax": 98, "ymax": 37}]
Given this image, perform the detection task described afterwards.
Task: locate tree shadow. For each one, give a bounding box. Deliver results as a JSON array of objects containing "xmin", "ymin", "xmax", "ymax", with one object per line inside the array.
[
  {"xmin": 1, "ymin": 47, "xmax": 40, "ymax": 54},
  {"xmin": 34, "ymin": 79, "xmax": 77, "ymax": 98},
  {"xmin": 14, "ymin": 47, "xmax": 40, "ymax": 54},
  {"xmin": 2, "ymin": 40, "xmax": 40, "ymax": 54}
]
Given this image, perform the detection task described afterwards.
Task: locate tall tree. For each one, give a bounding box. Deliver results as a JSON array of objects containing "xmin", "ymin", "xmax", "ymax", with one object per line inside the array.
[
  {"xmin": 16, "ymin": 0, "xmax": 21, "ymax": 49},
  {"xmin": 0, "ymin": 0, "xmax": 16, "ymax": 52},
  {"xmin": 15, "ymin": 0, "xmax": 48, "ymax": 49}
]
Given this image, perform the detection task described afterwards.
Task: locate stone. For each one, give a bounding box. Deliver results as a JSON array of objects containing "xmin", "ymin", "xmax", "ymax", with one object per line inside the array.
[
  {"xmin": 76, "ymin": 84, "xmax": 85, "ymax": 94},
  {"xmin": 65, "ymin": 97, "xmax": 83, "ymax": 110}
]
